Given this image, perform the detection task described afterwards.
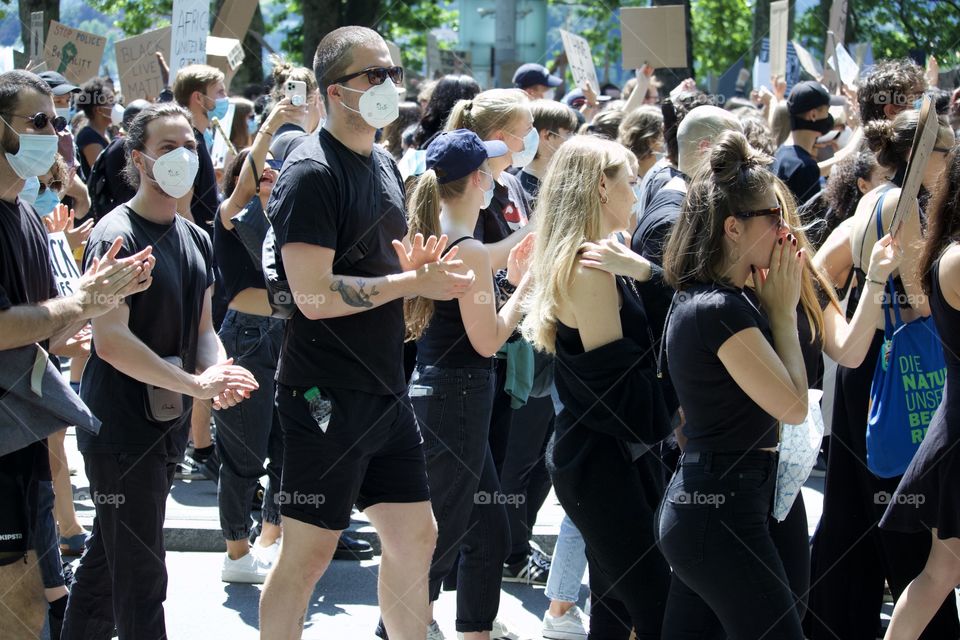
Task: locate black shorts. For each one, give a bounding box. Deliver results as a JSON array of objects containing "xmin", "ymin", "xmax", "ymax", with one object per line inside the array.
[
  {"xmin": 0, "ymin": 441, "xmax": 48, "ymax": 566},
  {"xmin": 276, "ymin": 384, "xmax": 430, "ymax": 530}
]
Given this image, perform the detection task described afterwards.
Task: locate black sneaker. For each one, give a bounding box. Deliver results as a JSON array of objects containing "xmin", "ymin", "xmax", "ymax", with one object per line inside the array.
[
  {"xmin": 333, "ymin": 533, "xmax": 374, "ymax": 560},
  {"xmin": 502, "ymin": 551, "xmax": 549, "ymax": 585},
  {"xmin": 174, "ymin": 457, "xmax": 207, "ymax": 480}
]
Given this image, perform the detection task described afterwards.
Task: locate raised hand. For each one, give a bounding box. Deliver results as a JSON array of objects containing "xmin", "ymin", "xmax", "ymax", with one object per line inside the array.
[
  {"xmin": 507, "ymin": 232, "xmax": 536, "ymax": 285},
  {"xmin": 753, "ymin": 232, "xmax": 804, "ymax": 323},
  {"xmin": 392, "ymin": 233, "xmax": 456, "ymax": 272},
  {"xmin": 866, "ymin": 233, "xmax": 903, "ymax": 284},
  {"xmin": 414, "ymin": 259, "xmax": 476, "ymax": 301}
]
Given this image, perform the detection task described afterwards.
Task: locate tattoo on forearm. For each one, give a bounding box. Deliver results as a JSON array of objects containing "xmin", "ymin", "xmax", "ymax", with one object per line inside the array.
[{"xmin": 330, "ymin": 279, "xmax": 380, "ymax": 308}]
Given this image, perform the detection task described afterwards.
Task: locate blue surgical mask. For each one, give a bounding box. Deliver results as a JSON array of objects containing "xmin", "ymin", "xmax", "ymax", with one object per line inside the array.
[
  {"xmin": 1, "ymin": 115, "xmax": 59, "ymax": 179},
  {"xmin": 247, "ymin": 116, "xmax": 258, "ymax": 137},
  {"xmin": 207, "ymin": 97, "xmax": 229, "ymax": 122},
  {"xmin": 34, "ymin": 187, "xmax": 60, "ymax": 217},
  {"xmin": 510, "ymin": 127, "xmax": 540, "ymax": 169},
  {"xmin": 19, "ymin": 176, "xmax": 40, "ymax": 205}
]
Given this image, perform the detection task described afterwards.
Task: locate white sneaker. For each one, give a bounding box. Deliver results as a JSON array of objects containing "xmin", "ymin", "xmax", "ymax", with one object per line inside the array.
[
  {"xmin": 542, "ymin": 606, "xmax": 588, "ymax": 640},
  {"xmin": 427, "ymin": 620, "xmax": 446, "ymax": 640},
  {"xmin": 220, "ymin": 550, "xmax": 272, "ymax": 583},
  {"xmin": 254, "ymin": 539, "xmax": 281, "ymax": 565}
]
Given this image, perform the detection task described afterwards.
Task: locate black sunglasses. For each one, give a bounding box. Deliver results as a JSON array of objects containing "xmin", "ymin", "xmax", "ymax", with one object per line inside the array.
[
  {"xmin": 736, "ymin": 206, "xmax": 784, "ymax": 229},
  {"xmin": 330, "ymin": 66, "xmax": 403, "ymax": 87},
  {"xmin": 265, "ymin": 159, "xmax": 283, "ymax": 171},
  {"xmin": 38, "ymin": 180, "xmax": 63, "ymax": 195},
  {"xmin": 2, "ymin": 111, "xmax": 67, "ymax": 133}
]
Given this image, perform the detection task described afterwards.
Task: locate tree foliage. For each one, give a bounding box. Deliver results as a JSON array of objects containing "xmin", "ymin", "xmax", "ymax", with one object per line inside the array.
[{"xmin": 690, "ymin": 0, "xmax": 752, "ymax": 79}]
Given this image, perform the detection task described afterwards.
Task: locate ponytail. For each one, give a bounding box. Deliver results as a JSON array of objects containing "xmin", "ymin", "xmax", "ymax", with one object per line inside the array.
[{"xmin": 404, "ymin": 170, "xmax": 443, "ymax": 341}]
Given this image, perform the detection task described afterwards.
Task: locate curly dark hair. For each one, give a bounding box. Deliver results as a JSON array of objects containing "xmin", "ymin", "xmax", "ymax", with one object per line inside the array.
[
  {"xmin": 822, "ymin": 150, "xmax": 878, "ymax": 238},
  {"xmin": 857, "ymin": 59, "xmax": 925, "ymax": 123},
  {"xmin": 411, "ymin": 74, "xmax": 481, "ymax": 149}
]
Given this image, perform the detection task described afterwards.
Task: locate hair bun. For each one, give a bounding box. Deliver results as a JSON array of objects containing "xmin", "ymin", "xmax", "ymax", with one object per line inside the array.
[
  {"xmin": 863, "ymin": 118, "xmax": 896, "ymax": 155},
  {"xmin": 709, "ymin": 130, "xmax": 767, "ymax": 185}
]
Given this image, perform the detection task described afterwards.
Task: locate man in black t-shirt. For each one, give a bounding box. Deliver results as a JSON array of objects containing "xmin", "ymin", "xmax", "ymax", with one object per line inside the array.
[
  {"xmin": 0, "ymin": 70, "xmax": 155, "ymax": 638},
  {"xmin": 774, "ymin": 81, "xmax": 833, "ymax": 207},
  {"xmin": 260, "ymin": 26, "xmax": 475, "ymax": 640},
  {"xmin": 61, "ymin": 103, "xmax": 257, "ymax": 640}
]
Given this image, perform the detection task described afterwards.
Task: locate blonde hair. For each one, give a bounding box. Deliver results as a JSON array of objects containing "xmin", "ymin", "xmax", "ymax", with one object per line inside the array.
[
  {"xmin": 269, "ymin": 54, "xmax": 318, "ymax": 102},
  {"xmin": 403, "ymin": 169, "xmax": 473, "ymax": 340},
  {"xmin": 521, "ymin": 136, "xmax": 632, "ymax": 353},
  {"xmin": 446, "ymin": 88, "xmax": 531, "ymax": 140},
  {"xmin": 173, "ymin": 65, "xmax": 225, "ymax": 108}
]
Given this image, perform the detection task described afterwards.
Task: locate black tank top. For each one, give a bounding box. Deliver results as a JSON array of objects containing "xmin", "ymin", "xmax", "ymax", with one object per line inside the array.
[
  {"xmin": 416, "ymin": 237, "xmax": 496, "ymax": 368},
  {"xmin": 213, "ymin": 207, "xmax": 266, "ymax": 304},
  {"xmin": 556, "ymin": 275, "xmax": 654, "ymax": 359}
]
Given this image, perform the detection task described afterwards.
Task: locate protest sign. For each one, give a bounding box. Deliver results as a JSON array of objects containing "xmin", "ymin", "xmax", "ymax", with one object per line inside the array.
[
  {"xmin": 30, "ymin": 12, "xmax": 44, "ymax": 62},
  {"xmin": 427, "ymin": 33, "xmax": 441, "ymax": 78},
  {"xmin": 169, "ymin": 0, "xmax": 209, "ymax": 79},
  {"xmin": 827, "ymin": 43, "xmax": 860, "ymax": 87},
  {"xmin": 43, "ymin": 21, "xmax": 107, "ymax": 85},
  {"xmin": 621, "ymin": 6, "xmax": 687, "ymax": 69},
  {"xmin": 792, "ymin": 41, "xmax": 823, "ymax": 79},
  {"xmin": 386, "ymin": 40, "xmax": 402, "ymax": 67},
  {"xmin": 47, "ymin": 232, "xmax": 81, "ymax": 298},
  {"xmin": 211, "ymin": 0, "xmax": 256, "ymax": 41},
  {"xmin": 207, "ymin": 36, "xmax": 244, "ymax": 90},
  {"xmin": 560, "ymin": 29, "xmax": 600, "ymax": 93},
  {"xmin": 769, "ymin": 1, "xmax": 789, "ymax": 79},
  {"xmin": 115, "ymin": 27, "xmax": 172, "ymax": 101}
]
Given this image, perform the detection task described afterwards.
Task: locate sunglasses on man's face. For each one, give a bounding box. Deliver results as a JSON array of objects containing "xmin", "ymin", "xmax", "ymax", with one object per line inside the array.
[
  {"xmin": 2, "ymin": 111, "xmax": 67, "ymax": 133},
  {"xmin": 736, "ymin": 206, "xmax": 784, "ymax": 230},
  {"xmin": 330, "ymin": 66, "xmax": 404, "ymax": 87}
]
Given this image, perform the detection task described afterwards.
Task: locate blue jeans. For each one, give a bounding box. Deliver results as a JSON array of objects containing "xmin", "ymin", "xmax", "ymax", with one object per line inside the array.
[
  {"xmin": 213, "ymin": 310, "xmax": 284, "ymax": 540},
  {"xmin": 411, "ymin": 363, "xmax": 509, "ymax": 634},
  {"xmin": 544, "ymin": 514, "xmax": 587, "ymax": 603},
  {"xmin": 658, "ymin": 451, "xmax": 803, "ymax": 640}
]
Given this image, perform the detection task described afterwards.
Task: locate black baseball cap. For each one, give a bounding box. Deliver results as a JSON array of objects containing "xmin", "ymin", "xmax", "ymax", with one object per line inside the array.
[
  {"xmin": 37, "ymin": 71, "xmax": 81, "ymax": 96},
  {"xmin": 426, "ymin": 129, "xmax": 509, "ymax": 184},
  {"xmin": 786, "ymin": 81, "xmax": 831, "ymax": 115},
  {"xmin": 513, "ymin": 63, "xmax": 563, "ymax": 90}
]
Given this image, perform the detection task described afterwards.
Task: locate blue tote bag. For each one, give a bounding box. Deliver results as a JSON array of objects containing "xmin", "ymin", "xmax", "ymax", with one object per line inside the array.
[{"xmin": 865, "ymin": 194, "xmax": 946, "ymax": 478}]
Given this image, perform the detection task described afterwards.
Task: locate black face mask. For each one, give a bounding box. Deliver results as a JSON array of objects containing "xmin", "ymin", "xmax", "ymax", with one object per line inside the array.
[{"xmin": 791, "ymin": 113, "xmax": 835, "ymax": 135}]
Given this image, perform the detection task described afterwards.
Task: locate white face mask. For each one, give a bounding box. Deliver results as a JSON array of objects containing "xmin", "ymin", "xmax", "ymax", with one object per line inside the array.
[
  {"xmin": 111, "ymin": 103, "xmax": 125, "ymax": 127},
  {"xmin": 339, "ymin": 79, "xmax": 400, "ymax": 129},
  {"xmin": 140, "ymin": 147, "xmax": 200, "ymax": 199},
  {"xmin": 510, "ymin": 127, "xmax": 540, "ymax": 169},
  {"xmin": 817, "ymin": 126, "xmax": 853, "ymax": 149}
]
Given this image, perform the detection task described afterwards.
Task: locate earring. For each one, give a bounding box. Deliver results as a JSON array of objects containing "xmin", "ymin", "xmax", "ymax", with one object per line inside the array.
[{"xmin": 600, "ymin": 194, "xmax": 608, "ymax": 204}]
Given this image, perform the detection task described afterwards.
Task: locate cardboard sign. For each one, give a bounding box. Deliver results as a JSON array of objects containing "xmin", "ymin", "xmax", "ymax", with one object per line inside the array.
[
  {"xmin": 769, "ymin": 1, "xmax": 789, "ymax": 79},
  {"xmin": 115, "ymin": 27, "xmax": 171, "ymax": 102},
  {"xmin": 386, "ymin": 40, "xmax": 401, "ymax": 67},
  {"xmin": 47, "ymin": 232, "xmax": 81, "ymax": 298},
  {"xmin": 210, "ymin": 0, "xmax": 257, "ymax": 41},
  {"xmin": 30, "ymin": 12, "xmax": 44, "ymax": 62},
  {"xmin": 753, "ymin": 38, "xmax": 801, "ymax": 93},
  {"xmin": 792, "ymin": 41, "xmax": 823, "ymax": 79},
  {"xmin": 560, "ymin": 29, "xmax": 600, "ymax": 93},
  {"xmin": 169, "ymin": 0, "xmax": 210, "ymax": 79},
  {"xmin": 828, "ymin": 0, "xmax": 849, "ymax": 49},
  {"xmin": 890, "ymin": 95, "xmax": 939, "ymax": 238},
  {"xmin": 621, "ymin": 6, "xmax": 687, "ymax": 69},
  {"xmin": 43, "ymin": 21, "xmax": 107, "ymax": 85},
  {"xmin": 207, "ymin": 36, "xmax": 244, "ymax": 90},
  {"xmin": 210, "ymin": 101, "xmax": 235, "ymax": 170},
  {"xmin": 827, "ymin": 43, "xmax": 860, "ymax": 87}
]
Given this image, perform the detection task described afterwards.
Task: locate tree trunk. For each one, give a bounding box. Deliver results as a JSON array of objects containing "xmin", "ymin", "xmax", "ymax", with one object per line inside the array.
[
  {"xmin": 231, "ymin": 4, "xmax": 266, "ymax": 91},
  {"xmin": 651, "ymin": 0, "xmax": 694, "ymax": 94},
  {"xmin": 18, "ymin": 0, "xmax": 59, "ymax": 64},
  {"xmin": 302, "ymin": 0, "xmax": 343, "ymax": 69}
]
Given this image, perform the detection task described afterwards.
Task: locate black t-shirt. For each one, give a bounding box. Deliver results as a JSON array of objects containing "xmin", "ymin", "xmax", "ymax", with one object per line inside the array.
[
  {"xmin": 213, "ymin": 211, "xmax": 266, "ymax": 304},
  {"xmin": 103, "ymin": 138, "xmax": 137, "ymax": 209},
  {"xmin": 473, "ymin": 171, "xmax": 531, "ymax": 244},
  {"xmin": 269, "ymin": 123, "xmax": 308, "ymax": 163},
  {"xmin": 639, "ymin": 161, "xmax": 682, "ymax": 217},
  {"xmin": 270, "ymin": 128, "xmax": 408, "ymax": 395},
  {"xmin": 633, "ymin": 186, "xmax": 685, "ymax": 267},
  {"xmin": 0, "ymin": 199, "xmax": 58, "ymax": 312},
  {"xmin": 774, "ymin": 144, "xmax": 821, "ymax": 206},
  {"xmin": 665, "ymin": 283, "xmax": 778, "ymax": 452},
  {"xmin": 76, "ymin": 125, "xmax": 109, "ymax": 181},
  {"xmin": 191, "ymin": 128, "xmax": 220, "ymax": 233},
  {"xmin": 517, "ymin": 169, "xmax": 541, "ymax": 204},
  {"xmin": 78, "ymin": 205, "xmax": 215, "ymax": 459}
]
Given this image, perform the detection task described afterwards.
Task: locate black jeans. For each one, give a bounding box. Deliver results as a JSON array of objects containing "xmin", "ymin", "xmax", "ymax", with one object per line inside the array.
[
  {"xmin": 412, "ymin": 364, "xmax": 510, "ymax": 633},
  {"xmin": 658, "ymin": 451, "xmax": 803, "ymax": 640},
  {"xmin": 499, "ymin": 394, "xmax": 554, "ymax": 563},
  {"xmin": 551, "ymin": 436, "xmax": 669, "ymax": 640},
  {"xmin": 62, "ymin": 452, "xmax": 176, "ymax": 640},
  {"xmin": 213, "ymin": 310, "xmax": 284, "ymax": 540}
]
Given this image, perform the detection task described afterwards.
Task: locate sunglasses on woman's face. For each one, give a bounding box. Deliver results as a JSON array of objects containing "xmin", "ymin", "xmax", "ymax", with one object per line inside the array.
[
  {"xmin": 2, "ymin": 111, "xmax": 67, "ymax": 133},
  {"xmin": 736, "ymin": 206, "xmax": 783, "ymax": 230},
  {"xmin": 330, "ymin": 65, "xmax": 404, "ymax": 87},
  {"xmin": 38, "ymin": 180, "xmax": 63, "ymax": 195}
]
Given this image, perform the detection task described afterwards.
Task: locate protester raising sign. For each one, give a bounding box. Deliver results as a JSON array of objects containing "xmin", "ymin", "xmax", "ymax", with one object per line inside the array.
[
  {"xmin": 169, "ymin": 0, "xmax": 210, "ymax": 79},
  {"xmin": 47, "ymin": 232, "xmax": 81, "ymax": 298},
  {"xmin": 115, "ymin": 27, "xmax": 172, "ymax": 102},
  {"xmin": 621, "ymin": 6, "xmax": 688, "ymax": 69},
  {"xmin": 43, "ymin": 21, "xmax": 107, "ymax": 85},
  {"xmin": 560, "ymin": 29, "xmax": 600, "ymax": 93}
]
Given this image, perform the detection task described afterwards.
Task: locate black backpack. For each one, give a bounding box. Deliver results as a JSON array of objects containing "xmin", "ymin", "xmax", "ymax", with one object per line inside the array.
[{"xmin": 86, "ymin": 138, "xmax": 124, "ymax": 222}]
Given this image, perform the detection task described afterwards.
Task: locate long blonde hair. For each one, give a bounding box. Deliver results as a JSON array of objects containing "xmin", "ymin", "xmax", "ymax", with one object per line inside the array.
[
  {"xmin": 403, "ymin": 169, "xmax": 472, "ymax": 340},
  {"xmin": 446, "ymin": 88, "xmax": 531, "ymax": 139},
  {"xmin": 521, "ymin": 136, "xmax": 632, "ymax": 353}
]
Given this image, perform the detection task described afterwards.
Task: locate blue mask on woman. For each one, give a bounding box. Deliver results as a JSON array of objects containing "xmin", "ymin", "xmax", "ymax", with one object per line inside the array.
[{"xmin": 34, "ymin": 187, "xmax": 60, "ymax": 217}]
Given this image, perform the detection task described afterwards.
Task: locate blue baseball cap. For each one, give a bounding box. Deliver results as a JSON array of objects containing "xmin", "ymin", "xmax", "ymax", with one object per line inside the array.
[
  {"xmin": 561, "ymin": 88, "xmax": 612, "ymax": 108},
  {"xmin": 426, "ymin": 129, "xmax": 509, "ymax": 184},
  {"xmin": 513, "ymin": 63, "xmax": 563, "ymax": 90}
]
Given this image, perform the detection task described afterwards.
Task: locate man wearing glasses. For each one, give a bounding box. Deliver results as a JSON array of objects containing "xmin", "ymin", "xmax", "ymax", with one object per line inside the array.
[{"xmin": 259, "ymin": 26, "xmax": 476, "ymax": 640}]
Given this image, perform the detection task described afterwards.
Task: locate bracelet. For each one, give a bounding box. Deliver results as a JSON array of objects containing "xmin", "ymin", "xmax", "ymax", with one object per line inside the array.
[
  {"xmin": 259, "ymin": 129, "xmax": 274, "ymax": 137},
  {"xmin": 866, "ymin": 276, "xmax": 886, "ymax": 286}
]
